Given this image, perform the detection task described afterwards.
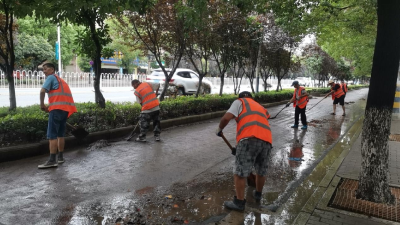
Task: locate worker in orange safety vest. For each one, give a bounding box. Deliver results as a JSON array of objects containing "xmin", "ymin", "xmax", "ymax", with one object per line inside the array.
[
  {"xmin": 132, "ymin": 79, "xmax": 161, "ymax": 142},
  {"xmin": 325, "ymin": 80, "xmax": 346, "ymax": 116},
  {"xmin": 216, "ymin": 91, "xmax": 273, "ymax": 211},
  {"xmin": 38, "ymin": 63, "xmax": 77, "ymax": 169},
  {"xmin": 340, "ymin": 79, "xmax": 348, "ymax": 97},
  {"xmin": 286, "ymin": 80, "xmax": 309, "ymax": 130}
]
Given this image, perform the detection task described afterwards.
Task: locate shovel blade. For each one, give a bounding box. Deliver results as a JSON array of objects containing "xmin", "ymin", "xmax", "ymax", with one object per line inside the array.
[{"xmin": 71, "ymin": 127, "xmax": 89, "ymax": 139}]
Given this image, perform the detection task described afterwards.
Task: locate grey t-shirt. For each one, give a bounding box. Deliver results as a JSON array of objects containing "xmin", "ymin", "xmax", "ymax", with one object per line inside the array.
[{"xmin": 227, "ymin": 99, "xmax": 243, "ymax": 117}]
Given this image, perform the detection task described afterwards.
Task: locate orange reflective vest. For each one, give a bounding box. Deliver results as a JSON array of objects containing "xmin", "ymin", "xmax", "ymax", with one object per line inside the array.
[
  {"xmin": 341, "ymin": 83, "xmax": 348, "ymax": 93},
  {"xmin": 331, "ymin": 84, "xmax": 345, "ymax": 100},
  {"xmin": 48, "ymin": 75, "xmax": 77, "ymax": 118},
  {"xmin": 235, "ymin": 98, "xmax": 272, "ymax": 145},
  {"xmin": 134, "ymin": 82, "xmax": 160, "ymax": 111},
  {"xmin": 292, "ymin": 86, "xmax": 308, "ymax": 109}
]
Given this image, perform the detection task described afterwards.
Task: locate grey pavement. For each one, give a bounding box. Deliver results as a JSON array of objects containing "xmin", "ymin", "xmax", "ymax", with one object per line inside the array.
[
  {"xmin": 297, "ymin": 118, "xmax": 400, "ymax": 225},
  {"xmin": 0, "ymin": 88, "xmax": 376, "ymax": 224}
]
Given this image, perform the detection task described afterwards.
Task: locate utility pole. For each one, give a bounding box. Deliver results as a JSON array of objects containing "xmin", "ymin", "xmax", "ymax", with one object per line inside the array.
[{"xmin": 57, "ymin": 18, "xmax": 62, "ymax": 76}]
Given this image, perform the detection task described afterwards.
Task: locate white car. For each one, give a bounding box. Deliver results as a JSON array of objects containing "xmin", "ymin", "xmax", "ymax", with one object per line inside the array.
[{"xmin": 146, "ymin": 68, "xmax": 212, "ymax": 95}]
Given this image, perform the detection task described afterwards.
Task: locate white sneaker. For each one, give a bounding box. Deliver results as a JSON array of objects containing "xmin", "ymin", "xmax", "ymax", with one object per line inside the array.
[{"xmin": 38, "ymin": 161, "xmax": 58, "ymax": 169}]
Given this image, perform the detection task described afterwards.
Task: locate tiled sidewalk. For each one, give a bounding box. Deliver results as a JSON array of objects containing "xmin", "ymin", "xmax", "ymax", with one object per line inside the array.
[{"xmin": 301, "ymin": 119, "xmax": 400, "ymax": 225}]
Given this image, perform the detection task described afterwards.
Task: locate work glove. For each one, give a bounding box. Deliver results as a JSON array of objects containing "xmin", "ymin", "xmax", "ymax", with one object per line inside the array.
[
  {"xmin": 231, "ymin": 147, "xmax": 236, "ymax": 156},
  {"xmin": 285, "ymin": 102, "xmax": 291, "ymax": 107},
  {"xmin": 216, "ymin": 127, "xmax": 223, "ymax": 137}
]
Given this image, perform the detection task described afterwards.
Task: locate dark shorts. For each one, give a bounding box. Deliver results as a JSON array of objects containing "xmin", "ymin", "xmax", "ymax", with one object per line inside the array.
[
  {"xmin": 333, "ymin": 95, "xmax": 345, "ymax": 106},
  {"xmin": 47, "ymin": 109, "xmax": 68, "ymax": 139},
  {"xmin": 234, "ymin": 138, "xmax": 272, "ymax": 177}
]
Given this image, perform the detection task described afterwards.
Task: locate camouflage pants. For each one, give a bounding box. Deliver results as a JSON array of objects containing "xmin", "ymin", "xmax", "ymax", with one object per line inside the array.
[{"xmin": 139, "ymin": 111, "xmax": 161, "ymax": 138}]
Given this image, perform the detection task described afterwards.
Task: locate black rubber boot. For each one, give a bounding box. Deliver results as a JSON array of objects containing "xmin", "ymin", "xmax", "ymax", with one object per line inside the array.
[
  {"xmin": 224, "ymin": 196, "xmax": 246, "ymax": 211},
  {"xmin": 253, "ymin": 190, "xmax": 262, "ymax": 202}
]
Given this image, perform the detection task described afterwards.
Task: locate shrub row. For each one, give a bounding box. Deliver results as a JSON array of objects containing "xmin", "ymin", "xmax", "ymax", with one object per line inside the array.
[{"xmin": 0, "ymin": 85, "xmax": 366, "ymax": 147}]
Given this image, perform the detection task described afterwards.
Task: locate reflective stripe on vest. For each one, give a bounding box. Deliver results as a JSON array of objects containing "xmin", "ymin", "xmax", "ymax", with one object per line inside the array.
[
  {"xmin": 334, "ymin": 85, "xmax": 345, "ymax": 98},
  {"xmin": 293, "ymin": 87, "xmax": 308, "ymax": 108},
  {"xmin": 48, "ymin": 75, "xmax": 77, "ymax": 118},
  {"xmin": 135, "ymin": 82, "xmax": 160, "ymax": 111},
  {"xmin": 235, "ymin": 98, "xmax": 272, "ymax": 144}
]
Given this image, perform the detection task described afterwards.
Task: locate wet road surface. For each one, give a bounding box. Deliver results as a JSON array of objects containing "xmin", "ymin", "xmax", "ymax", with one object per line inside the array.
[{"xmin": 0, "ymin": 88, "xmax": 369, "ymax": 224}]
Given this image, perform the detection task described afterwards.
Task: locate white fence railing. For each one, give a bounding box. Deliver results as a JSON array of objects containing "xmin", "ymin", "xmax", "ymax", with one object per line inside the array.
[
  {"xmin": 1, "ymin": 70, "xmax": 321, "ymax": 89},
  {"xmin": 0, "ymin": 70, "xmax": 146, "ymax": 89}
]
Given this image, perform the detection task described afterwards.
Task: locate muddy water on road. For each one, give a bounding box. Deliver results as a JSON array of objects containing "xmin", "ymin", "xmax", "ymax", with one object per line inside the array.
[
  {"xmin": 0, "ymin": 89, "xmax": 368, "ymax": 225},
  {"xmin": 65, "ymin": 92, "xmax": 367, "ymax": 224}
]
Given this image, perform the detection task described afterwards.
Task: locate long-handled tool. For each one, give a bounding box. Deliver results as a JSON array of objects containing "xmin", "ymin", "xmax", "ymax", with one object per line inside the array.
[
  {"xmin": 66, "ymin": 122, "xmax": 89, "ymax": 139},
  {"xmin": 220, "ymin": 132, "xmax": 236, "ymax": 155},
  {"xmin": 220, "ymin": 133, "xmax": 256, "ymax": 187},
  {"xmin": 307, "ymin": 95, "xmax": 328, "ymax": 111},
  {"xmin": 269, "ymin": 105, "xmax": 288, "ymax": 119},
  {"xmin": 126, "ymin": 121, "xmax": 140, "ymax": 141}
]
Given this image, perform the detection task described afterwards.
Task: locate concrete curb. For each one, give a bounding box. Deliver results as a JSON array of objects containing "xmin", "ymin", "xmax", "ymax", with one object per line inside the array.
[
  {"xmin": 292, "ymin": 117, "xmax": 365, "ymax": 225},
  {"xmin": 0, "ymin": 100, "xmax": 289, "ymax": 163}
]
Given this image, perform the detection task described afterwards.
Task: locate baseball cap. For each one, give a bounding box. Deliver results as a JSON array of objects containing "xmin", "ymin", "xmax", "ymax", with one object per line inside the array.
[
  {"xmin": 328, "ymin": 80, "xmax": 334, "ymax": 84},
  {"xmin": 291, "ymin": 81, "xmax": 299, "ymax": 86},
  {"xmin": 238, "ymin": 91, "xmax": 252, "ymax": 98}
]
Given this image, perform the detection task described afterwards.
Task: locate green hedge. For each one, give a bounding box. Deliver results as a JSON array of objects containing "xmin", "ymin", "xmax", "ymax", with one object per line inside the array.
[
  {"xmin": 306, "ymin": 84, "xmax": 369, "ymax": 94},
  {"xmin": 0, "ymin": 86, "xmax": 364, "ymax": 147}
]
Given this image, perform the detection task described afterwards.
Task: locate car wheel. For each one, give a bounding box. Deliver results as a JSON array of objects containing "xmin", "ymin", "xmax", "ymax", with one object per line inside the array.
[
  {"xmin": 177, "ymin": 87, "xmax": 185, "ymax": 96},
  {"xmin": 204, "ymin": 88, "xmax": 211, "ymax": 94}
]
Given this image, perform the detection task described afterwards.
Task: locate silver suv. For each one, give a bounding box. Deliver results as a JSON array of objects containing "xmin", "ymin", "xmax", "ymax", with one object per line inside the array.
[{"xmin": 147, "ymin": 68, "xmax": 212, "ymax": 95}]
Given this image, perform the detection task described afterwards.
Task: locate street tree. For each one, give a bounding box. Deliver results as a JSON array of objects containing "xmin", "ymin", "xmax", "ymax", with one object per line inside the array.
[
  {"xmin": 17, "ymin": 14, "xmax": 80, "ymax": 69},
  {"xmin": 0, "ymin": 0, "xmax": 34, "ymax": 110},
  {"xmin": 356, "ymin": 0, "xmax": 400, "ymax": 204},
  {"xmin": 179, "ymin": 0, "xmax": 216, "ymax": 97},
  {"xmin": 117, "ymin": 0, "xmax": 185, "ymax": 101},
  {"xmin": 14, "ymin": 33, "xmax": 53, "ymax": 70},
  {"xmin": 306, "ymin": 0, "xmax": 377, "ymax": 80},
  {"xmin": 107, "ymin": 19, "xmax": 142, "ymax": 74},
  {"xmin": 43, "ymin": 0, "xmax": 138, "ymax": 108},
  {"xmin": 210, "ymin": 2, "xmax": 248, "ymax": 96}
]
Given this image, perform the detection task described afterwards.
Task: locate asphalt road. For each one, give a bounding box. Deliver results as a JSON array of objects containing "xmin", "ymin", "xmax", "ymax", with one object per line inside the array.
[{"xmin": 0, "ymin": 88, "xmax": 369, "ymax": 224}]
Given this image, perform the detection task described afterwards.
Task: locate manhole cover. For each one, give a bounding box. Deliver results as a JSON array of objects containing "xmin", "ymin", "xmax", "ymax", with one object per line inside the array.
[
  {"xmin": 329, "ymin": 178, "xmax": 400, "ymax": 222},
  {"xmin": 389, "ymin": 134, "xmax": 400, "ymax": 142}
]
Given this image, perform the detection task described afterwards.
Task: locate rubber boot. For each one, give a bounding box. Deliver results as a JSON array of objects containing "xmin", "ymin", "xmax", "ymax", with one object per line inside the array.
[{"xmin": 224, "ymin": 196, "xmax": 246, "ymax": 211}]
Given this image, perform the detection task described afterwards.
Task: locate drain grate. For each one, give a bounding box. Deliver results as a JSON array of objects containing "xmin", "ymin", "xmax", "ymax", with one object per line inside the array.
[
  {"xmin": 330, "ymin": 178, "xmax": 400, "ymax": 222},
  {"xmin": 389, "ymin": 134, "xmax": 400, "ymax": 142}
]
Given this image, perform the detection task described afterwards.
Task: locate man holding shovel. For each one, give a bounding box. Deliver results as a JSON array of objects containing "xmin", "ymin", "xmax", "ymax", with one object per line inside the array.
[
  {"xmin": 132, "ymin": 79, "xmax": 161, "ymax": 142},
  {"xmin": 216, "ymin": 91, "xmax": 273, "ymax": 211},
  {"xmin": 286, "ymin": 81, "xmax": 309, "ymax": 129},
  {"xmin": 325, "ymin": 80, "xmax": 346, "ymax": 116},
  {"xmin": 38, "ymin": 63, "xmax": 77, "ymax": 169}
]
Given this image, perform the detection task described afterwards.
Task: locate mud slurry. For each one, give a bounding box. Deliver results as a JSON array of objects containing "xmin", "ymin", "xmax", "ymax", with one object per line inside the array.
[{"xmin": 64, "ymin": 172, "xmax": 235, "ymax": 224}]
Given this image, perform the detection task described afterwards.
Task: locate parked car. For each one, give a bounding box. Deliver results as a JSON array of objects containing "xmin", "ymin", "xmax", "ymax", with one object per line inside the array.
[{"xmin": 146, "ymin": 68, "xmax": 212, "ymax": 95}]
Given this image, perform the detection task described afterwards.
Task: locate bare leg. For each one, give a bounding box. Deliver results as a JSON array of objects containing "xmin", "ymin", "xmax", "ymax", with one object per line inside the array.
[
  {"xmin": 342, "ymin": 105, "xmax": 346, "ymax": 115},
  {"xmin": 255, "ymin": 175, "xmax": 266, "ymax": 192},
  {"xmin": 58, "ymin": 137, "xmax": 65, "ymax": 153},
  {"xmin": 234, "ymin": 175, "xmax": 247, "ymax": 200},
  {"xmin": 49, "ymin": 139, "xmax": 58, "ymax": 154},
  {"xmin": 333, "ymin": 104, "xmax": 337, "ymax": 114}
]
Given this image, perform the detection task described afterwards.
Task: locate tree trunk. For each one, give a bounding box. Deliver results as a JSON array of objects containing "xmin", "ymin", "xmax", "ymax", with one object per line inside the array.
[
  {"xmin": 356, "ymin": 0, "xmax": 400, "ymax": 204},
  {"xmin": 7, "ymin": 70, "xmax": 16, "ymax": 111},
  {"xmin": 93, "ymin": 54, "xmax": 106, "ymax": 108},
  {"xmin": 219, "ymin": 73, "xmax": 224, "ymax": 96}
]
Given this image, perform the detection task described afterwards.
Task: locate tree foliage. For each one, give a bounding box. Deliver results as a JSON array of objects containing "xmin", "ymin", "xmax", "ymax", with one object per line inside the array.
[
  {"xmin": 14, "ymin": 33, "xmax": 53, "ymax": 70},
  {"xmin": 117, "ymin": 0, "xmax": 185, "ymax": 101},
  {"xmin": 16, "ymin": 14, "xmax": 80, "ymax": 69}
]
